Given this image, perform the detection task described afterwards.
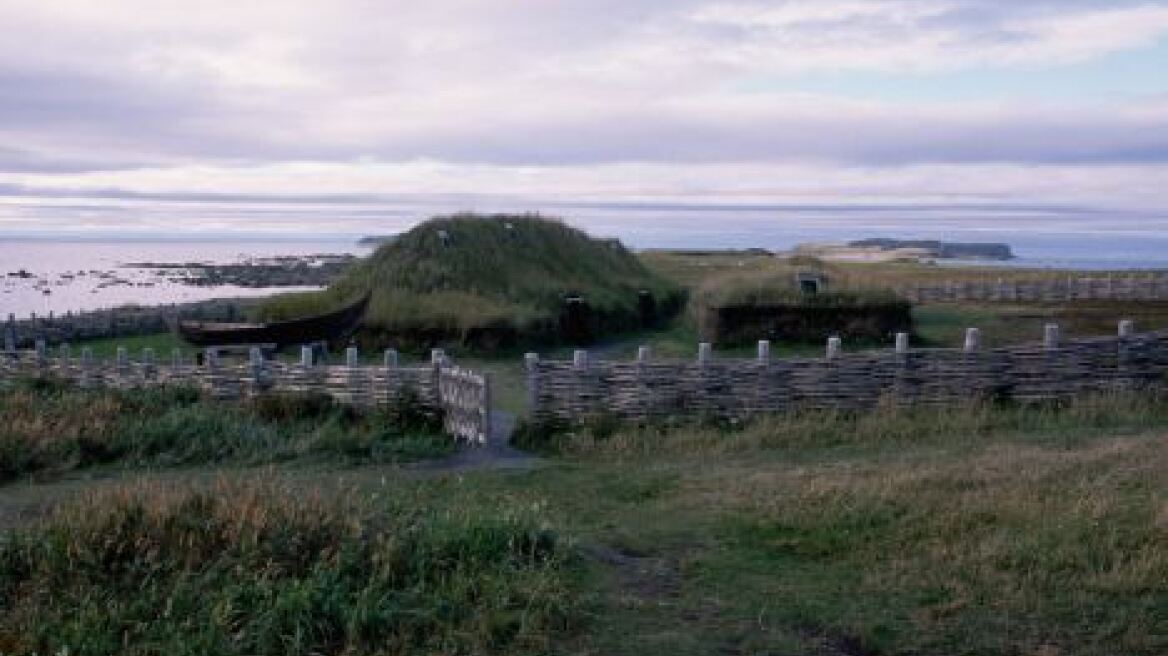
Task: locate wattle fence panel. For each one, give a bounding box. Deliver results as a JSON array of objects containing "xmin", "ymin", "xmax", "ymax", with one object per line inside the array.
[
  {"xmin": 0, "ymin": 345, "xmax": 491, "ymax": 444},
  {"xmin": 526, "ymin": 324, "xmax": 1168, "ymax": 425}
]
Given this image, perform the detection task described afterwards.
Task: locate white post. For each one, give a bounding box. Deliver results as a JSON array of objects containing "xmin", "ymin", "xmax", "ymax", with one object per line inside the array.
[
  {"xmin": 345, "ymin": 346, "xmax": 359, "ymax": 367},
  {"xmin": 248, "ymin": 347, "xmax": 264, "ymax": 393},
  {"xmin": 757, "ymin": 340, "xmax": 770, "ymax": 364},
  {"xmin": 894, "ymin": 332, "xmax": 909, "ymax": 354},
  {"xmin": 300, "ymin": 345, "xmax": 314, "ymax": 367},
  {"xmin": 430, "ymin": 348, "xmax": 446, "ymax": 366},
  {"xmin": 79, "ymin": 346, "xmax": 93, "ymax": 387},
  {"xmin": 573, "ymin": 349, "xmax": 589, "ymax": 368},
  {"xmin": 637, "ymin": 345, "xmax": 652, "ymax": 362},
  {"xmin": 826, "ymin": 336, "xmax": 842, "ymax": 360},
  {"xmin": 383, "ymin": 348, "xmax": 398, "ymax": 368},
  {"xmin": 963, "ymin": 328, "xmax": 981, "ymax": 352},
  {"xmin": 1044, "ymin": 323, "xmax": 1060, "ymax": 350},
  {"xmin": 697, "ymin": 342, "xmax": 712, "ymax": 365},
  {"xmin": 1118, "ymin": 319, "xmax": 1135, "ymax": 337}
]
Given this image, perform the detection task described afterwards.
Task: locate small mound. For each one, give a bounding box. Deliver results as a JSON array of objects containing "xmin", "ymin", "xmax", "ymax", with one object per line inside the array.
[{"xmin": 264, "ymin": 214, "xmax": 684, "ymax": 351}]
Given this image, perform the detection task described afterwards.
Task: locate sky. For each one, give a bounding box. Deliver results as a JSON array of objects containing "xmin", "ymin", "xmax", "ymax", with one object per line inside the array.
[{"xmin": 1, "ymin": 0, "xmax": 1167, "ymax": 238}]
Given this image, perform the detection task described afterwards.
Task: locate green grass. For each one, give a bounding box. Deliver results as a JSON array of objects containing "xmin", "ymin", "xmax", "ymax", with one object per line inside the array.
[
  {"xmin": 67, "ymin": 331, "xmax": 192, "ymax": 359},
  {"xmin": 0, "ymin": 478, "xmax": 572, "ymax": 656},
  {"xmin": 517, "ymin": 394, "xmax": 1168, "ymax": 655},
  {"xmin": 0, "ymin": 381, "xmax": 451, "ymax": 484},
  {"xmin": 1, "ymin": 392, "xmax": 1166, "ymax": 654}
]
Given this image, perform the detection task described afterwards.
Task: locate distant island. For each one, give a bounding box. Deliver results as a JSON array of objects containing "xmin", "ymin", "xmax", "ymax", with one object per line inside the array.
[
  {"xmin": 358, "ymin": 235, "xmax": 398, "ymax": 246},
  {"xmin": 790, "ymin": 239, "xmax": 1014, "ymax": 263}
]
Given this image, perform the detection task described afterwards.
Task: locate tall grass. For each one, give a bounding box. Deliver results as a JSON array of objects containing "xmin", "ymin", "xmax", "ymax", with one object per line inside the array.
[
  {"xmin": 0, "ymin": 478, "xmax": 573, "ymax": 655},
  {"xmin": 0, "ymin": 381, "xmax": 451, "ymax": 483}
]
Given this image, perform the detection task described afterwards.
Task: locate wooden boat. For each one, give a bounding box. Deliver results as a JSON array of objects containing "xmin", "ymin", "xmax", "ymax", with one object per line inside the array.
[{"xmin": 176, "ymin": 293, "xmax": 370, "ymax": 349}]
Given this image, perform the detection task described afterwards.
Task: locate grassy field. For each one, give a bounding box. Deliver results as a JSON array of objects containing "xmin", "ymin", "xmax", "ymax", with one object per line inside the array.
[{"xmin": 0, "ymin": 392, "xmax": 1165, "ymax": 654}]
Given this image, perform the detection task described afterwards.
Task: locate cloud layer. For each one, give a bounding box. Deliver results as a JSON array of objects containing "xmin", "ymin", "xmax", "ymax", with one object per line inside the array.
[{"xmin": 1, "ymin": 0, "xmax": 1167, "ymax": 233}]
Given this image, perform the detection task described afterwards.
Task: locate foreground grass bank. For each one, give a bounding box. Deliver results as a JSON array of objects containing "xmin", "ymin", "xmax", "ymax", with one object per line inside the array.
[
  {"xmin": 0, "ymin": 381, "xmax": 451, "ymax": 484},
  {"xmin": 1, "ymin": 393, "xmax": 1165, "ymax": 654},
  {"xmin": 0, "ymin": 479, "xmax": 571, "ymax": 655}
]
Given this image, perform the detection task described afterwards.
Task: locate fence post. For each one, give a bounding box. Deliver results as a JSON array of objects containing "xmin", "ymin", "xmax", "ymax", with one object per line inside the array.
[
  {"xmin": 56, "ymin": 343, "xmax": 71, "ymax": 379},
  {"xmin": 301, "ymin": 345, "xmax": 314, "ymax": 367},
  {"xmin": 115, "ymin": 346, "xmax": 128, "ymax": 386},
  {"xmin": 892, "ymin": 332, "xmax": 910, "ymax": 405},
  {"xmin": 572, "ymin": 349, "xmax": 589, "ymax": 417},
  {"xmin": 697, "ymin": 342, "xmax": 712, "ymax": 365},
  {"xmin": 80, "ymin": 347, "xmax": 93, "ymax": 387},
  {"xmin": 205, "ymin": 347, "xmax": 220, "ymax": 397},
  {"xmin": 480, "ymin": 372, "xmax": 492, "ymax": 444},
  {"xmin": 4, "ymin": 314, "xmax": 14, "ymax": 354},
  {"xmin": 524, "ymin": 352, "xmax": 540, "ymax": 418},
  {"xmin": 431, "ymin": 348, "xmax": 446, "ymax": 409},
  {"xmin": 756, "ymin": 340, "xmax": 770, "ymax": 364},
  {"xmin": 637, "ymin": 345, "xmax": 652, "ymax": 363},
  {"xmin": 142, "ymin": 347, "xmax": 155, "ymax": 382},
  {"xmin": 381, "ymin": 348, "xmax": 398, "ymax": 408},
  {"xmin": 249, "ymin": 347, "xmax": 264, "ymax": 395},
  {"xmin": 1117, "ymin": 319, "xmax": 1136, "ymax": 390},
  {"xmin": 826, "ymin": 337, "xmax": 841, "ymax": 360},
  {"xmin": 1043, "ymin": 324, "xmax": 1060, "ymax": 350},
  {"xmin": 963, "ymin": 328, "xmax": 981, "ymax": 353}
]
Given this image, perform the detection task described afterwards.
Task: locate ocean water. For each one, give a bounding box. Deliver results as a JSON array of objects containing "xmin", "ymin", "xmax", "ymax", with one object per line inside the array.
[
  {"xmin": 0, "ymin": 240, "xmax": 365, "ymax": 318},
  {"xmin": 3, "ymin": 203, "xmax": 1168, "ymax": 318}
]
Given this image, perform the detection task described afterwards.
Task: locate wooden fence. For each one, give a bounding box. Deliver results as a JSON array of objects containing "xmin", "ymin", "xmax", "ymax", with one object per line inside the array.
[
  {"xmin": 0, "ymin": 344, "xmax": 491, "ymax": 443},
  {"xmin": 3, "ymin": 299, "xmax": 251, "ymax": 349},
  {"xmin": 525, "ymin": 322, "xmax": 1168, "ymax": 424},
  {"xmin": 897, "ymin": 273, "xmax": 1168, "ymax": 304}
]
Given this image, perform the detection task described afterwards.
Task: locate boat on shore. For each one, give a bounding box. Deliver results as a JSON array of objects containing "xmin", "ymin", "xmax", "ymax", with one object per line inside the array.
[{"xmin": 176, "ymin": 292, "xmax": 370, "ymax": 349}]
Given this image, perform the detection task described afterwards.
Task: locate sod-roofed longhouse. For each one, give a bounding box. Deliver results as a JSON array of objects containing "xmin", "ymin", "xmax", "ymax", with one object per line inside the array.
[
  {"xmin": 261, "ymin": 214, "xmax": 684, "ymax": 351},
  {"xmin": 692, "ymin": 269, "xmax": 913, "ymax": 346}
]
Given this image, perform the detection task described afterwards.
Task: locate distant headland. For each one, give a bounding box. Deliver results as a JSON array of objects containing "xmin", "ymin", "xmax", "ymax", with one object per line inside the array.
[
  {"xmin": 357, "ymin": 235, "xmax": 398, "ymax": 246},
  {"xmin": 789, "ymin": 238, "xmax": 1014, "ymax": 263}
]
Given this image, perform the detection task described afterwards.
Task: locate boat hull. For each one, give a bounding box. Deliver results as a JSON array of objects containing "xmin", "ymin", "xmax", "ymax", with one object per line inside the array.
[{"xmin": 177, "ymin": 293, "xmax": 370, "ymax": 349}]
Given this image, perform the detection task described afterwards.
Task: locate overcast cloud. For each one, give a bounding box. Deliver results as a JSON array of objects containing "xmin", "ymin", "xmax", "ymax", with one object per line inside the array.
[{"xmin": 1, "ymin": 0, "xmax": 1167, "ymax": 233}]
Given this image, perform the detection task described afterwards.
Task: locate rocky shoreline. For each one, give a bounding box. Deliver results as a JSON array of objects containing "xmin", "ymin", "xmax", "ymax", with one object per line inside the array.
[{"xmin": 4, "ymin": 253, "xmax": 355, "ymax": 298}]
